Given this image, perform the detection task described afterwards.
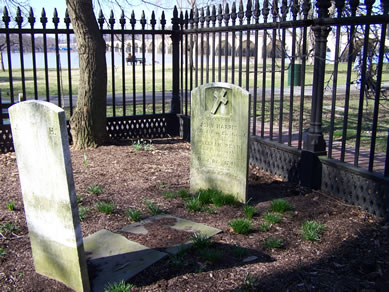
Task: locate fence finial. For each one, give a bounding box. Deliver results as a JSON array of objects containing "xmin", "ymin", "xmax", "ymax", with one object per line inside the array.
[
  {"xmin": 140, "ymin": 10, "xmax": 146, "ymax": 28},
  {"xmin": 316, "ymin": 0, "xmax": 331, "ymax": 18},
  {"xmin": 224, "ymin": 3, "xmax": 230, "ymax": 26},
  {"xmin": 98, "ymin": 9, "xmax": 105, "ymax": 29},
  {"xmin": 2, "ymin": 7, "xmax": 10, "ymax": 27},
  {"xmin": 205, "ymin": 5, "xmax": 211, "ymax": 27},
  {"xmin": 161, "ymin": 11, "xmax": 166, "ymax": 28},
  {"xmin": 64, "ymin": 9, "xmax": 71, "ymax": 28},
  {"xmin": 130, "ymin": 10, "xmax": 136, "ymax": 28},
  {"xmin": 238, "ymin": 0, "xmax": 244, "ymax": 24},
  {"xmin": 151, "ymin": 10, "xmax": 156, "ymax": 28},
  {"xmin": 40, "ymin": 8, "xmax": 47, "ymax": 28},
  {"xmin": 281, "ymin": 0, "xmax": 288, "ymax": 20},
  {"xmin": 15, "ymin": 7, "xmax": 23, "ymax": 28},
  {"xmin": 109, "ymin": 10, "xmax": 115, "ymax": 28},
  {"xmin": 28, "ymin": 7, "xmax": 35, "ymax": 28},
  {"xmin": 246, "ymin": 0, "xmax": 252, "ymax": 23},
  {"xmin": 120, "ymin": 9, "xmax": 126, "ymax": 28},
  {"xmin": 53, "ymin": 8, "xmax": 59, "ymax": 28},
  {"xmin": 262, "ymin": 0, "xmax": 270, "ymax": 21},
  {"xmin": 231, "ymin": 2, "xmax": 237, "ymax": 24},
  {"xmin": 211, "ymin": 5, "xmax": 217, "ymax": 26},
  {"xmin": 217, "ymin": 4, "xmax": 223, "ymax": 26},
  {"xmin": 200, "ymin": 7, "xmax": 205, "ymax": 28}
]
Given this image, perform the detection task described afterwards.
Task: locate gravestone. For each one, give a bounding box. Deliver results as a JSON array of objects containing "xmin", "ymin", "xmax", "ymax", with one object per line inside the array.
[
  {"xmin": 190, "ymin": 82, "xmax": 250, "ymax": 203},
  {"xmin": 9, "ymin": 101, "xmax": 90, "ymax": 291}
]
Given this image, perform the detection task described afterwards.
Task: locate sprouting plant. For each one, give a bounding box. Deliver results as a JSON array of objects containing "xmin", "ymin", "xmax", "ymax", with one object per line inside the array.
[
  {"xmin": 243, "ymin": 204, "xmax": 256, "ymax": 219},
  {"xmin": 6, "ymin": 201, "xmax": 15, "ymax": 211},
  {"xmin": 196, "ymin": 189, "xmax": 238, "ymax": 207},
  {"xmin": 232, "ymin": 245, "xmax": 249, "ymax": 259},
  {"xmin": 145, "ymin": 200, "xmax": 164, "ymax": 215},
  {"xmin": 270, "ymin": 199, "xmax": 292, "ymax": 213},
  {"xmin": 143, "ymin": 140, "xmax": 153, "ymax": 151},
  {"xmin": 191, "ymin": 232, "xmax": 211, "ymax": 249},
  {"xmin": 259, "ymin": 222, "xmax": 271, "ymax": 232},
  {"xmin": 169, "ymin": 252, "xmax": 188, "ymax": 268},
  {"xmin": 199, "ymin": 248, "xmax": 223, "ymax": 263},
  {"xmin": 76, "ymin": 195, "xmax": 84, "ymax": 205},
  {"xmin": 240, "ymin": 273, "xmax": 258, "ymax": 291},
  {"xmin": 83, "ymin": 152, "xmax": 88, "ymax": 168},
  {"xmin": 264, "ymin": 237, "xmax": 283, "ymax": 249},
  {"xmin": 263, "ymin": 212, "xmax": 282, "ymax": 225},
  {"xmin": 164, "ymin": 191, "xmax": 178, "ymax": 199},
  {"xmin": 78, "ymin": 206, "xmax": 89, "ymax": 221},
  {"xmin": 87, "ymin": 184, "xmax": 104, "ymax": 195},
  {"xmin": 125, "ymin": 208, "xmax": 143, "ymax": 222},
  {"xmin": 104, "ymin": 280, "xmax": 135, "ymax": 292},
  {"xmin": 0, "ymin": 222, "xmax": 20, "ymax": 234},
  {"xmin": 0, "ymin": 247, "xmax": 6, "ymax": 258},
  {"xmin": 228, "ymin": 218, "xmax": 252, "ymax": 235},
  {"xmin": 178, "ymin": 189, "xmax": 191, "ymax": 199},
  {"xmin": 132, "ymin": 139, "xmax": 153, "ymax": 151},
  {"xmin": 96, "ymin": 201, "xmax": 115, "ymax": 214},
  {"xmin": 185, "ymin": 197, "xmax": 202, "ymax": 212},
  {"xmin": 301, "ymin": 220, "xmax": 326, "ymax": 241}
]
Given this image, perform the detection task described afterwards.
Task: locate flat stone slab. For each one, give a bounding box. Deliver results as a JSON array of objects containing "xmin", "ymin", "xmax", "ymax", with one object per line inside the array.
[
  {"xmin": 83, "ymin": 229, "xmax": 167, "ymax": 292},
  {"xmin": 120, "ymin": 215, "xmax": 222, "ymax": 254}
]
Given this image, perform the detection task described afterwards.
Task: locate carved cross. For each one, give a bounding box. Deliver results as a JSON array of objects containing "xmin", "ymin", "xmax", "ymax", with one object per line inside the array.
[{"xmin": 210, "ymin": 89, "xmax": 228, "ymax": 115}]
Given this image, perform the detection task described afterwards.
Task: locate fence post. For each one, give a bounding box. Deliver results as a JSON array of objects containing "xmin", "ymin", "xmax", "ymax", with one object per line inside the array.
[
  {"xmin": 171, "ymin": 6, "xmax": 181, "ymax": 114},
  {"xmin": 303, "ymin": 0, "xmax": 331, "ymax": 155}
]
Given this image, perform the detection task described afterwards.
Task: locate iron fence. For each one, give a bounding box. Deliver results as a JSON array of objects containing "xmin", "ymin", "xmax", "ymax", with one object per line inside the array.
[{"xmin": 0, "ymin": 1, "xmax": 389, "ymax": 216}]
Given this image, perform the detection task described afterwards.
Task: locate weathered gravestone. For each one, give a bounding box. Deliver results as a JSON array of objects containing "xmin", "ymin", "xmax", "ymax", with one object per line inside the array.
[
  {"xmin": 9, "ymin": 101, "xmax": 90, "ymax": 291},
  {"xmin": 190, "ymin": 82, "xmax": 250, "ymax": 203}
]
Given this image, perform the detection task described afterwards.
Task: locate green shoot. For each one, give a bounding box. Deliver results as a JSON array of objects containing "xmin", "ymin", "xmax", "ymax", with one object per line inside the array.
[
  {"xmin": 6, "ymin": 201, "xmax": 15, "ymax": 211},
  {"xmin": 228, "ymin": 218, "xmax": 252, "ymax": 234},
  {"xmin": 264, "ymin": 237, "xmax": 283, "ymax": 249},
  {"xmin": 104, "ymin": 280, "xmax": 135, "ymax": 292},
  {"xmin": 270, "ymin": 199, "xmax": 292, "ymax": 213},
  {"xmin": 301, "ymin": 220, "xmax": 326, "ymax": 241},
  {"xmin": 191, "ymin": 232, "xmax": 211, "ymax": 249},
  {"xmin": 125, "ymin": 208, "xmax": 143, "ymax": 222},
  {"xmin": 87, "ymin": 184, "xmax": 104, "ymax": 195},
  {"xmin": 243, "ymin": 204, "xmax": 256, "ymax": 219},
  {"xmin": 263, "ymin": 212, "xmax": 282, "ymax": 225},
  {"xmin": 78, "ymin": 206, "xmax": 89, "ymax": 221},
  {"xmin": 145, "ymin": 200, "xmax": 164, "ymax": 215},
  {"xmin": 96, "ymin": 201, "xmax": 115, "ymax": 214}
]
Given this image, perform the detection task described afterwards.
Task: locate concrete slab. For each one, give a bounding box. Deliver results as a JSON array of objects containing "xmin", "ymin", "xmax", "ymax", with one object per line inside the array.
[
  {"xmin": 83, "ymin": 229, "xmax": 167, "ymax": 292},
  {"xmin": 120, "ymin": 215, "xmax": 222, "ymax": 254}
]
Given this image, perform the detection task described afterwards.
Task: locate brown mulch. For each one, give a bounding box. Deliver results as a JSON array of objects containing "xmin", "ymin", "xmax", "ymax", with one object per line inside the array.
[{"xmin": 1, "ymin": 138, "xmax": 389, "ymax": 291}]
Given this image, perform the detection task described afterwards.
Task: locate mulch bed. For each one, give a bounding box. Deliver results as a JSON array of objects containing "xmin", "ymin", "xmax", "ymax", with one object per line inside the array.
[{"xmin": 0, "ymin": 138, "xmax": 388, "ymax": 291}]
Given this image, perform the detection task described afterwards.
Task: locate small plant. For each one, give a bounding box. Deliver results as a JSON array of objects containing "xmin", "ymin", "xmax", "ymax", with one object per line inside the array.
[
  {"xmin": 199, "ymin": 248, "xmax": 223, "ymax": 263},
  {"xmin": 6, "ymin": 201, "xmax": 15, "ymax": 211},
  {"xmin": 78, "ymin": 206, "xmax": 89, "ymax": 221},
  {"xmin": 104, "ymin": 280, "xmax": 135, "ymax": 292},
  {"xmin": 259, "ymin": 222, "xmax": 271, "ymax": 232},
  {"xmin": 228, "ymin": 218, "xmax": 252, "ymax": 234},
  {"xmin": 83, "ymin": 152, "xmax": 88, "ymax": 168},
  {"xmin": 263, "ymin": 212, "xmax": 282, "ymax": 225},
  {"xmin": 76, "ymin": 195, "xmax": 84, "ymax": 205},
  {"xmin": 0, "ymin": 222, "xmax": 19, "ymax": 234},
  {"xmin": 164, "ymin": 191, "xmax": 178, "ymax": 199},
  {"xmin": 0, "ymin": 247, "xmax": 6, "ymax": 258},
  {"xmin": 240, "ymin": 273, "xmax": 258, "ymax": 291},
  {"xmin": 125, "ymin": 208, "xmax": 143, "ymax": 222},
  {"xmin": 178, "ymin": 189, "xmax": 191, "ymax": 199},
  {"xmin": 145, "ymin": 200, "xmax": 164, "ymax": 215},
  {"xmin": 185, "ymin": 197, "xmax": 202, "ymax": 212},
  {"xmin": 211, "ymin": 192, "xmax": 237, "ymax": 207},
  {"xmin": 191, "ymin": 232, "xmax": 211, "ymax": 249},
  {"xmin": 264, "ymin": 237, "xmax": 283, "ymax": 249},
  {"xmin": 243, "ymin": 204, "xmax": 256, "ymax": 219},
  {"xmin": 96, "ymin": 201, "xmax": 115, "ymax": 214},
  {"xmin": 132, "ymin": 139, "xmax": 153, "ymax": 151},
  {"xmin": 197, "ymin": 189, "xmax": 214, "ymax": 205},
  {"xmin": 301, "ymin": 220, "xmax": 326, "ymax": 241},
  {"xmin": 270, "ymin": 199, "xmax": 292, "ymax": 213},
  {"xmin": 232, "ymin": 245, "xmax": 249, "ymax": 259},
  {"xmin": 87, "ymin": 184, "xmax": 104, "ymax": 195},
  {"xmin": 169, "ymin": 252, "xmax": 188, "ymax": 268}
]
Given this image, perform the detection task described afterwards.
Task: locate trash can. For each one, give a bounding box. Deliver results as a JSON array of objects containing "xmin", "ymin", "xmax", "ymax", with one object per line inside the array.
[{"xmin": 288, "ymin": 63, "xmax": 302, "ymax": 86}]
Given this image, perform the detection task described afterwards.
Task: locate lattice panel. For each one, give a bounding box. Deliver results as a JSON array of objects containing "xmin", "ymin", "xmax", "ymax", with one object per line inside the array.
[
  {"xmin": 107, "ymin": 115, "xmax": 178, "ymax": 140},
  {"xmin": 0, "ymin": 125, "xmax": 13, "ymax": 153},
  {"xmin": 250, "ymin": 137, "xmax": 300, "ymax": 182},
  {"xmin": 321, "ymin": 160, "xmax": 389, "ymax": 219}
]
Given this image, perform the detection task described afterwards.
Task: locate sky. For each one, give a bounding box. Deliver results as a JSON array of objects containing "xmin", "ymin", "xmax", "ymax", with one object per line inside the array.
[{"xmin": 20, "ymin": 0, "xmax": 178, "ymax": 28}]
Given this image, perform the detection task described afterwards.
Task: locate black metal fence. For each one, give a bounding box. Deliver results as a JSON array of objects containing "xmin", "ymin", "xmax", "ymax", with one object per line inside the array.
[{"xmin": 0, "ymin": 1, "xmax": 389, "ymax": 216}]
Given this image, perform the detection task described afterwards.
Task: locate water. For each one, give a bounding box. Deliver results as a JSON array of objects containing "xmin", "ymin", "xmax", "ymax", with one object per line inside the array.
[{"xmin": 1, "ymin": 51, "xmax": 173, "ymax": 69}]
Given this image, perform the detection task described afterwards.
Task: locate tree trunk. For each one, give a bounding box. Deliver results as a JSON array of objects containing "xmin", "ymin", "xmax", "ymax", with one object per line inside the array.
[{"xmin": 66, "ymin": 0, "xmax": 107, "ymax": 149}]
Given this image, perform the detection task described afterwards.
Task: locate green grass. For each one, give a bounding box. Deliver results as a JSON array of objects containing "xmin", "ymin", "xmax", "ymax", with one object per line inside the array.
[
  {"xmin": 78, "ymin": 206, "xmax": 89, "ymax": 221},
  {"xmin": 164, "ymin": 189, "xmax": 191, "ymax": 199},
  {"xmin": 0, "ymin": 222, "xmax": 19, "ymax": 234},
  {"xmin": 301, "ymin": 220, "xmax": 326, "ymax": 241},
  {"xmin": 104, "ymin": 280, "xmax": 135, "ymax": 292},
  {"xmin": 132, "ymin": 139, "xmax": 153, "ymax": 151},
  {"xmin": 185, "ymin": 197, "xmax": 203, "ymax": 212},
  {"xmin": 76, "ymin": 195, "xmax": 84, "ymax": 205},
  {"xmin": 145, "ymin": 200, "xmax": 164, "ymax": 215},
  {"xmin": 125, "ymin": 208, "xmax": 143, "ymax": 222},
  {"xmin": 259, "ymin": 222, "xmax": 271, "ymax": 232},
  {"xmin": 191, "ymin": 232, "xmax": 211, "ymax": 249},
  {"xmin": 96, "ymin": 201, "xmax": 115, "ymax": 214},
  {"xmin": 6, "ymin": 201, "xmax": 15, "ymax": 211},
  {"xmin": 270, "ymin": 199, "xmax": 292, "ymax": 213},
  {"xmin": 232, "ymin": 245, "xmax": 249, "ymax": 259},
  {"xmin": 87, "ymin": 184, "xmax": 104, "ymax": 195},
  {"xmin": 0, "ymin": 247, "xmax": 6, "ymax": 258},
  {"xmin": 243, "ymin": 204, "xmax": 257, "ymax": 219},
  {"xmin": 264, "ymin": 237, "xmax": 283, "ymax": 249},
  {"xmin": 263, "ymin": 212, "xmax": 282, "ymax": 225},
  {"xmin": 199, "ymin": 248, "xmax": 223, "ymax": 263},
  {"xmin": 228, "ymin": 218, "xmax": 252, "ymax": 235},
  {"xmin": 195, "ymin": 189, "xmax": 238, "ymax": 207}
]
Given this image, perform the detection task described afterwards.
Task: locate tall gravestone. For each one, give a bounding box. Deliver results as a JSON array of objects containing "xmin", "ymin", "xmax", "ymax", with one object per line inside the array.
[
  {"xmin": 9, "ymin": 101, "xmax": 90, "ymax": 292},
  {"xmin": 190, "ymin": 82, "xmax": 250, "ymax": 203}
]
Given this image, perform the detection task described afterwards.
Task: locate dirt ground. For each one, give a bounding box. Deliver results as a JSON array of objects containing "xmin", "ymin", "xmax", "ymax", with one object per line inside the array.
[{"xmin": 1, "ymin": 138, "xmax": 389, "ymax": 291}]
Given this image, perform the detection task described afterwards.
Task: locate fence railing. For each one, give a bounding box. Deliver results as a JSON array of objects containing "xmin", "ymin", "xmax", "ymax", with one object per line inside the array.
[{"xmin": 0, "ymin": 0, "xmax": 389, "ymax": 178}]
